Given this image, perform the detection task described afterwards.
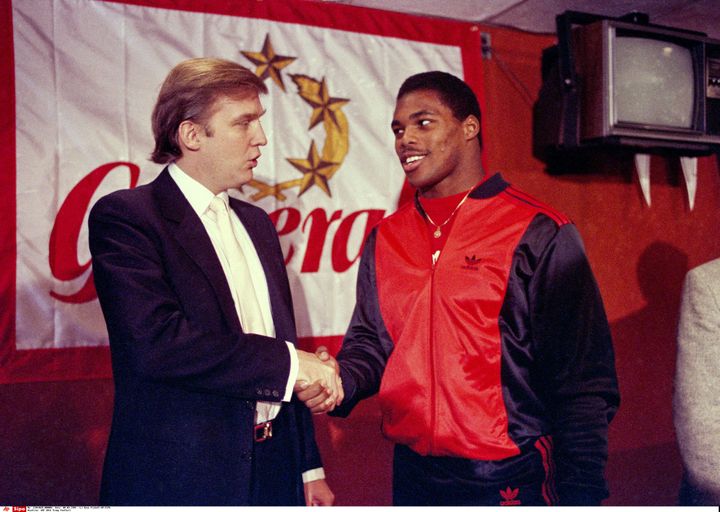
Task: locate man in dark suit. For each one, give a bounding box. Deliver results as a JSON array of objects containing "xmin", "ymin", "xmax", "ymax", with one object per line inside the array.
[{"xmin": 89, "ymin": 57, "xmax": 341, "ymax": 506}]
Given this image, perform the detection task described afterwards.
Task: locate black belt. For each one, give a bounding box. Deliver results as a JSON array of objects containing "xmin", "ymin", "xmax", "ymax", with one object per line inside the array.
[{"xmin": 254, "ymin": 420, "xmax": 273, "ymax": 442}]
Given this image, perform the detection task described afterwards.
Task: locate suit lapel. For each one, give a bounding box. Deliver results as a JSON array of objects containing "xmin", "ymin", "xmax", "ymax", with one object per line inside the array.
[{"xmin": 152, "ymin": 169, "xmax": 241, "ymax": 331}]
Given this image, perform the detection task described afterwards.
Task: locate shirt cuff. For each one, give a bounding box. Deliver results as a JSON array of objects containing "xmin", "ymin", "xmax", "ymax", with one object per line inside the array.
[
  {"xmin": 302, "ymin": 467, "xmax": 326, "ymax": 483},
  {"xmin": 283, "ymin": 341, "xmax": 298, "ymax": 402}
]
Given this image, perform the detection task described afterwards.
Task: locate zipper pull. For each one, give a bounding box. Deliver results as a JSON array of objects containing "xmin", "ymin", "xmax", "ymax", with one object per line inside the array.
[{"xmin": 431, "ymin": 250, "xmax": 440, "ymax": 268}]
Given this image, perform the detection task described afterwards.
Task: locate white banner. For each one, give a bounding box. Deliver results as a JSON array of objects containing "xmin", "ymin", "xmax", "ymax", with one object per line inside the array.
[{"xmin": 13, "ymin": 0, "xmax": 464, "ymax": 351}]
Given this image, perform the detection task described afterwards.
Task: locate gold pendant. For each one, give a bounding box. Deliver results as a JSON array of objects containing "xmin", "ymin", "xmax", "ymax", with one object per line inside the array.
[{"xmin": 433, "ymin": 227, "xmax": 442, "ymax": 238}]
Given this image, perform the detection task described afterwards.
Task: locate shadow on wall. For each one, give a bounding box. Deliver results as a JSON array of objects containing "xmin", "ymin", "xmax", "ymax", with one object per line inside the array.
[{"xmin": 605, "ymin": 241, "xmax": 689, "ymax": 505}]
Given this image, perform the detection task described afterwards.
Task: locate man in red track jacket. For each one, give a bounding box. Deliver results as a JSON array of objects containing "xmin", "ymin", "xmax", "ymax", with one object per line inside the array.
[{"xmin": 299, "ymin": 71, "xmax": 620, "ymax": 506}]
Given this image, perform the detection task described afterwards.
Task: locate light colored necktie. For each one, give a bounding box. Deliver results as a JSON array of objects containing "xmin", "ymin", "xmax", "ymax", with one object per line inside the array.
[
  {"xmin": 206, "ymin": 196, "xmax": 266, "ymax": 334},
  {"xmin": 207, "ymin": 197, "xmax": 279, "ymax": 424}
]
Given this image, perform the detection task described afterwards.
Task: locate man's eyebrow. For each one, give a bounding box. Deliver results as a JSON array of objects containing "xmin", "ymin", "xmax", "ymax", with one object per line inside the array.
[
  {"xmin": 235, "ymin": 108, "xmax": 267, "ymax": 122},
  {"xmin": 391, "ymin": 109, "xmax": 439, "ymax": 125},
  {"xmin": 408, "ymin": 109, "xmax": 438, "ymax": 119}
]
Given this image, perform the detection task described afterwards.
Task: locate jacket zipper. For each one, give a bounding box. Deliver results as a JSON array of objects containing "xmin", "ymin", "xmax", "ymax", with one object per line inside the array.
[{"xmin": 428, "ymin": 252, "xmax": 438, "ymax": 453}]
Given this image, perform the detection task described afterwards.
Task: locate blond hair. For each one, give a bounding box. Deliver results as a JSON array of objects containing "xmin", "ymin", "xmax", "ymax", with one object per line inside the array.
[{"xmin": 150, "ymin": 58, "xmax": 268, "ymax": 163}]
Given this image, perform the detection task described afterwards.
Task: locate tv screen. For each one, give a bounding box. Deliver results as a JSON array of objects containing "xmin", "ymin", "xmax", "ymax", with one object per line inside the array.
[
  {"xmin": 532, "ymin": 11, "xmax": 720, "ymax": 163},
  {"xmin": 613, "ymin": 36, "xmax": 694, "ymax": 129}
]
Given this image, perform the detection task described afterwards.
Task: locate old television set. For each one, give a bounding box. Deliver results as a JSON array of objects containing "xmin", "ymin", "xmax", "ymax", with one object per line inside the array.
[{"xmin": 533, "ymin": 11, "xmax": 720, "ymax": 166}]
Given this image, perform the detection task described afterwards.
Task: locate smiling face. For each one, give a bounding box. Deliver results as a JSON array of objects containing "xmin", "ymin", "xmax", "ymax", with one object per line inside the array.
[
  {"xmin": 391, "ymin": 89, "xmax": 481, "ymax": 198},
  {"xmin": 181, "ymin": 93, "xmax": 267, "ymax": 195}
]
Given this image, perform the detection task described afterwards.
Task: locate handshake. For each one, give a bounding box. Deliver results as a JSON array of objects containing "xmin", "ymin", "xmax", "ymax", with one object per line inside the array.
[{"xmin": 295, "ymin": 346, "xmax": 342, "ymax": 413}]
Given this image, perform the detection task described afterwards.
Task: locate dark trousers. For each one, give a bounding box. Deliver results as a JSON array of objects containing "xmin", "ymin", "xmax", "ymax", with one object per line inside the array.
[
  {"xmin": 392, "ymin": 443, "xmax": 555, "ymax": 506},
  {"xmin": 249, "ymin": 423, "xmax": 305, "ymax": 506}
]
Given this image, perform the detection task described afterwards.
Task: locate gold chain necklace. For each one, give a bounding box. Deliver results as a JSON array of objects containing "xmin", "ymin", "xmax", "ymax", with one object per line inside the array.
[{"xmin": 418, "ymin": 188, "xmax": 473, "ymax": 239}]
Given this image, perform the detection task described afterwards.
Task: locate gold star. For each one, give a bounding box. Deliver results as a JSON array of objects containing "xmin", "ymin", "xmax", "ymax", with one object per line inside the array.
[
  {"xmin": 241, "ymin": 34, "xmax": 296, "ymax": 92},
  {"xmin": 291, "ymin": 75, "xmax": 349, "ymax": 130},
  {"xmin": 286, "ymin": 141, "xmax": 337, "ymax": 197}
]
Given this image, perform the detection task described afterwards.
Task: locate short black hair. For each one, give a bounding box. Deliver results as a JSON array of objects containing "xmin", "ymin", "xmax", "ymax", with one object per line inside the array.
[{"xmin": 397, "ymin": 71, "xmax": 482, "ymax": 147}]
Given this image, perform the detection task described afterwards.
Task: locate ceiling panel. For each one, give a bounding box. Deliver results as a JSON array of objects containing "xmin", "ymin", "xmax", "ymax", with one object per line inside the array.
[{"xmin": 321, "ymin": 0, "xmax": 720, "ymax": 39}]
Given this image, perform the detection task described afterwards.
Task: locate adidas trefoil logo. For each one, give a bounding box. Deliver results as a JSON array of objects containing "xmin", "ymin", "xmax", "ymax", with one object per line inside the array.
[
  {"xmin": 461, "ymin": 254, "xmax": 481, "ymax": 270},
  {"xmin": 499, "ymin": 486, "xmax": 521, "ymax": 506}
]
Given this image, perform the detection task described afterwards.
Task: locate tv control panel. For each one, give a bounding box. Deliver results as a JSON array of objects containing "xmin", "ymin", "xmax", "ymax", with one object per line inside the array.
[{"xmin": 708, "ymin": 58, "xmax": 720, "ymax": 99}]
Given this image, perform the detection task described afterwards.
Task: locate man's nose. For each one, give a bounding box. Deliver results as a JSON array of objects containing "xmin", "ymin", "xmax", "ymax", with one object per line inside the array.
[
  {"xmin": 398, "ymin": 128, "xmax": 417, "ymax": 147},
  {"xmin": 254, "ymin": 123, "xmax": 268, "ymax": 146}
]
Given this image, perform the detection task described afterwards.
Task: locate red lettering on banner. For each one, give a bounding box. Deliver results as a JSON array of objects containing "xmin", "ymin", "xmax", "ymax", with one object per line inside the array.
[
  {"xmin": 49, "ymin": 162, "xmax": 385, "ymax": 305},
  {"xmin": 332, "ymin": 209, "xmax": 385, "ymax": 272},
  {"xmin": 301, "ymin": 209, "xmax": 343, "ymax": 273},
  {"xmin": 270, "ymin": 207, "xmax": 385, "ymax": 272},
  {"xmin": 49, "ymin": 162, "xmax": 140, "ymax": 303}
]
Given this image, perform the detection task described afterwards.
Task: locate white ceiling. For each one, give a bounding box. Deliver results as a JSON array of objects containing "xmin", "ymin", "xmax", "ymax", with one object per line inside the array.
[{"xmin": 322, "ymin": 0, "xmax": 720, "ymax": 40}]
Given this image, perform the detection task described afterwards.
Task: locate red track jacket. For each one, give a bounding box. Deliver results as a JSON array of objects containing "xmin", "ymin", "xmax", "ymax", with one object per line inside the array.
[{"xmin": 332, "ymin": 173, "xmax": 619, "ymax": 504}]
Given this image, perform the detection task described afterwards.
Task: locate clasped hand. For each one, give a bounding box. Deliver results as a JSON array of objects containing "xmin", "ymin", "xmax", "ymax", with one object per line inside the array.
[{"xmin": 295, "ymin": 346, "xmax": 343, "ymax": 413}]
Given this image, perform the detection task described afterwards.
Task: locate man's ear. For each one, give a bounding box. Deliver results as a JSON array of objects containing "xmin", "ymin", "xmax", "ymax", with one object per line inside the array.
[
  {"xmin": 463, "ymin": 115, "xmax": 481, "ymax": 141},
  {"xmin": 178, "ymin": 120, "xmax": 202, "ymax": 152}
]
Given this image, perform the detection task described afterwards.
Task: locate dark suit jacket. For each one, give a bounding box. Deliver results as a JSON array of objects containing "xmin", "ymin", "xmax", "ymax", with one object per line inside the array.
[{"xmin": 89, "ymin": 168, "xmax": 320, "ymax": 505}]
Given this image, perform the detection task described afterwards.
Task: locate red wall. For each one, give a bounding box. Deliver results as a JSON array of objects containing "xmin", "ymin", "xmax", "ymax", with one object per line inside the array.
[{"xmin": 2, "ymin": 24, "xmax": 719, "ymax": 506}]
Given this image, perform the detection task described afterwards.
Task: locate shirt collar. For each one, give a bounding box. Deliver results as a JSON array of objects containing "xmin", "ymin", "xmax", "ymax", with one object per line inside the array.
[{"xmin": 168, "ymin": 162, "xmax": 229, "ymax": 216}]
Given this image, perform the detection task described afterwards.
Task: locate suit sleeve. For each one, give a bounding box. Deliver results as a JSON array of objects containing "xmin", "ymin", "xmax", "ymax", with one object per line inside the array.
[
  {"xmin": 331, "ymin": 229, "xmax": 394, "ymax": 417},
  {"xmin": 293, "ymin": 396, "xmax": 323, "ymax": 475},
  {"xmin": 88, "ymin": 192, "xmax": 291, "ymax": 400},
  {"xmin": 528, "ymin": 220, "xmax": 620, "ymax": 505},
  {"xmin": 674, "ymin": 264, "xmax": 720, "ymax": 503}
]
